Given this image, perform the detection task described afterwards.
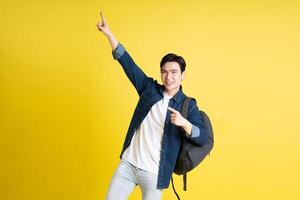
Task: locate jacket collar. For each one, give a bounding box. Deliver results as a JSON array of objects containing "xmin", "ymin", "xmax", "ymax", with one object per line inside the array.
[{"xmin": 159, "ymin": 85, "xmax": 185, "ymax": 103}]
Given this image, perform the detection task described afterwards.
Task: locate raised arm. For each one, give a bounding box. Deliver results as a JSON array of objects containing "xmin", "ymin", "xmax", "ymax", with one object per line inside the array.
[
  {"xmin": 96, "ymin": 12, "xmax": 118, "ymax": 51},
  {"xmin": 96, "ymin": 12, "xmax": 152, "ymax": 95}
]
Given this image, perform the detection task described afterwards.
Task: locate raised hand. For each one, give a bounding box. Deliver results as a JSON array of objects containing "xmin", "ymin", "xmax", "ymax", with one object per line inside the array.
[{"xmin": 96, "ymin": 11, "xmax": 112, "ymax": 36}]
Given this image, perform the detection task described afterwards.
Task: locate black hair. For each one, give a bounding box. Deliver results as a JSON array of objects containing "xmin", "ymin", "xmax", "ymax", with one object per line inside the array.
[{"xmin": 160, "ymin": 53, "xmax": 186, "ymax": 73}]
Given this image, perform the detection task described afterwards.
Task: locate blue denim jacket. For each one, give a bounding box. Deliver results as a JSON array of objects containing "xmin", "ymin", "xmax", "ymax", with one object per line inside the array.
[{"xmin": 112, "ymin": 43, "xmax": 208, "ymax": 189}]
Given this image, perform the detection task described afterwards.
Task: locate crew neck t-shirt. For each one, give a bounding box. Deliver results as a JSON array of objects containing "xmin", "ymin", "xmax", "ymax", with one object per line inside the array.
[{"xmin": 122, "ymin": 92, "xmax": 173, "ymax": 174}]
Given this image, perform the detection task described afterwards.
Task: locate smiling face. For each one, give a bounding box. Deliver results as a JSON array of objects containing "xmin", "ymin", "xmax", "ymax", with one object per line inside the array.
[{"xmin": 161, "ymin": 61, "xmax": 185, "ymax": 96}]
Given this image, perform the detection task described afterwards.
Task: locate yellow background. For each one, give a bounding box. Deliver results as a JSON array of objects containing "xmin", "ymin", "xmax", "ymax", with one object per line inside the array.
[{"xmin": 1, "ymin": 0, "xmax": 300, "ymax": 199}]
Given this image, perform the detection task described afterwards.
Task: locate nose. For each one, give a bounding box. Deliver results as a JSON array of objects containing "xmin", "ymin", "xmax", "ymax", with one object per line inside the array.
[{"xmin": 166, "ymin": 73, "xmax": 172, "ymax": 80}]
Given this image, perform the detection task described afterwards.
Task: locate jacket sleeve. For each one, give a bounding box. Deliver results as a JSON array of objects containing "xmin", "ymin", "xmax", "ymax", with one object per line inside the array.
[
  {"xmin": 184, "ymin": 98, "xmax": 208, "ymax": 146},
  {"xmin": 112, "ymin": 43, "xmax": 152, "ymax": 95}
]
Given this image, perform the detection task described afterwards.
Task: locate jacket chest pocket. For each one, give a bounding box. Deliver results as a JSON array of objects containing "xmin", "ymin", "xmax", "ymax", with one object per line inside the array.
[{"xmin": 136, "ymin": 88, "xmax": 162, "ymax": 114}]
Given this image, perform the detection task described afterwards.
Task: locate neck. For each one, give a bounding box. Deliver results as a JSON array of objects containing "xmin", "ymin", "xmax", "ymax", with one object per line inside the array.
[{"xmin": 164, "ymin": 87, "xmax": 180, "ymax": 97}]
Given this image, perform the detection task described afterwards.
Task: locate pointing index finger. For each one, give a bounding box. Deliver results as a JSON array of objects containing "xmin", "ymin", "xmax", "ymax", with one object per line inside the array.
[
  {"xmin": 168, "ymin": 107, "xmax": 178, "ymax": 113},
  {"xmin": 100, "ymin": 11, "xmax": 105, "ymax": 23}
]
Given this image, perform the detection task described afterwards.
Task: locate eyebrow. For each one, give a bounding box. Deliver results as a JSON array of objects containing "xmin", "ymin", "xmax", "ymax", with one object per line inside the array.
[{"xmin": 161, "ymin": 69, "xmax": 179, "ymax": 72}]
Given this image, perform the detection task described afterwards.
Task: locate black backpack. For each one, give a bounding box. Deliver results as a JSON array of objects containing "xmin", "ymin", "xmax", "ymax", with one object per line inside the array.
[{"xmin": 171, "ymin": 97, "xmax": 214, "ymax": 199}]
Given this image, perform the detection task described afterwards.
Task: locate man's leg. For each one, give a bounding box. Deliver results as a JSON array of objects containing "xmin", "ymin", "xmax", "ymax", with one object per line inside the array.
[
  {"xmin": 136, "ymin": 169, "xmax": 163, "ymax": 200},
  {"xmin": 105, "ymin": 160, "xmax": 137, "ymax": 200}
]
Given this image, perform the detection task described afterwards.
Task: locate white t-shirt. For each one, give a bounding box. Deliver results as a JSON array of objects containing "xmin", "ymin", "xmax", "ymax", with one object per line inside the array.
[{"xmin": 122, "ymin": 92, "xmax": 172, "ymax": 174}]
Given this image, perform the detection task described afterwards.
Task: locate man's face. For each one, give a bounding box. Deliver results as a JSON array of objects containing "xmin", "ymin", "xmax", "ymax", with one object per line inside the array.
[{"xmin": 161, "ymin": 61, "xmax": 185, "ymax": 95}]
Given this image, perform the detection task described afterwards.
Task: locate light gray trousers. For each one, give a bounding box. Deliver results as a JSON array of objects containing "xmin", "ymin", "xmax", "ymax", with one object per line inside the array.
[{"xmin": 105, "ymin": 159, "xmax": 163, "ymax": 200}]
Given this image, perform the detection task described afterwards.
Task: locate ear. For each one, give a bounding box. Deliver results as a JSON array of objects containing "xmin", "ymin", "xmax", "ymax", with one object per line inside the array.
[{"xmin": 181, "ymin": 71, "xmax": 186, "ymax": 81}]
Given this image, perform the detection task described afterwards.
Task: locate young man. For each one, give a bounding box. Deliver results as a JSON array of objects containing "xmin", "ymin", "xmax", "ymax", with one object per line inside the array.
[{"xmin": 96, "ymin": 12, "xmax": 208, "ymax": 200}]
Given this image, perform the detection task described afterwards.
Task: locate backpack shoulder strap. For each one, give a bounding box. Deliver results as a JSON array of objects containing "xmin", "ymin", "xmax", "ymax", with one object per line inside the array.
[
  {"xmin": 181, "ymin": 97, "xmax": 192, "ymax": 118},
  {"xmin": 171, "ymin": 97, "xmax": 194, "ymax": 199},
  {"xmin": 181, "ymin": 97, "xmax": 192, "ymax": 191}
]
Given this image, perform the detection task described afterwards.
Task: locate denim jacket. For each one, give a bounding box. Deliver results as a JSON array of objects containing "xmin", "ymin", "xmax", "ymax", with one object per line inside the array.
[{"xmin": 112, "ymin": 43, "xmax": 208, "ymax": 189}]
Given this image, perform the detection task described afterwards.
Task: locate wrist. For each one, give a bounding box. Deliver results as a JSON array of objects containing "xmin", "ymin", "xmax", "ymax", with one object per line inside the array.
[
  {"xmin": 105, "ymin": 32, "xmax": 114, "ymax": 38},
  {"xmin": 183, "ymin": 119, "xmax": 192, "ymax": 135}
]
